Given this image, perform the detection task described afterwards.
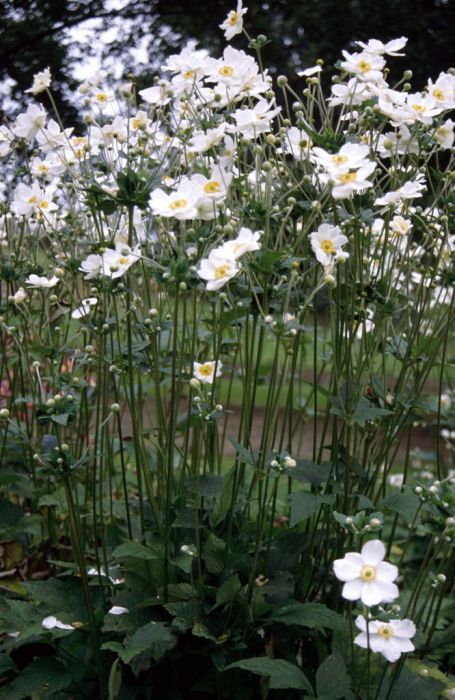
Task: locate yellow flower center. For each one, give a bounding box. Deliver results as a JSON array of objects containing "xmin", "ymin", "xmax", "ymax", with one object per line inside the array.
[
  {"xmin": 219, "ymin": 65, "xmax": 234, "ymax": 77},
  {"xmin": 228, "ymin": 11, "xmax": 239, "ymax": 24},
  {"xmin": 332, "ymin": 154, "xmax": 348, "ymax": 164},
  {"xmin": 38, "ymin": 164, "xmax": 49, "ymax": 173},
  {"xmin": 199, "ymin": 363, "xmax": 214, "ymax": 376},
  {"xmin": 411, "ymin": 104, "xmax": 425, "ymax": 112},
  {"xmin": 183, "ymin": 70, "xmax": 195, "ymax": 79},
  {"xmin": 360, "ymin": 565, "xmax": 377, "ymax": 581},
  {"xmin": 214, "ymin": 264, "xmax": 231, "ymax": 279},
  {"xmin": 38, "ymin": 200, "xmax": 49, "ymax": 209},
  {"xmin": 95, "ymin": 92, "xmax": 109, "ymax": 103},
  {"xmin": 378, "ymin": 625, "xmax": 393, "ymax": 639},
  {"xmin": 320, "ymin": 239, "xmax": 335, "ymax": 254},
  {"xmin": 432, "ymin": 88, "xmax": 445, "ymax": 100},
  {"xmin": 339, "ymin": 172, "xmax": 357, "ymax": 183},
  {"xmin": 132, "ymin": 118, "xmax": 143, "ymax": 130},
  {"xmin": 204, "ymin": 181, "xmax": 221, "ymax": 193},
  {"xmin": 169, "ymin": 198, "xmax": 188, "ymax": 210},
  {"xmin": 27, "ymin": 195, "xmax": 37, "ymax": 204},
  {"xmin": 118, "ymin": 256, "xmax": 130, "ymax": 265},
  {"xmin": 358, "ymin": 60, "xmax": 372, "ymax": 73}
]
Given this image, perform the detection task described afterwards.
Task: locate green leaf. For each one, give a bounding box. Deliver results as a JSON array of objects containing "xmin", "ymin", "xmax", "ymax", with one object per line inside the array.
[
  {"xmin": 378, "ymin": 666, "xmax": 444, "ymax": 700},
  {"xmin": 216, "ymin": 574, "xmax": 242, "ymax": 606},
  {"xmin": 289, "ymin": 492, "xmax": 335, "ymax": 527},
  {"xmin": 1, "ymin": 658, "xmax": 72, "ymax": 700},
  {"xmin": 270, "ymin": 602, "xmax": 345, "ymax": 630},
  {"xmin": 212, "ymin": 468, "xmax": 236, "ymax": 525},
  {"xmin": 166, "ymin": 583, "xmax": 197, "ymax": 600},
  {"xmin": 289, "ymin": 461, "xmax": 332, "ymax": 486},
  {"xmin": 382, "ymin": 486, "xmax": 420, "ymax": 523},
  {"xmin": 316, "ymin": 653, "xmax": 351, "ymax": 698},
  {"xmin": 228, "ymin": 438, "xmax": 256, "ymax": 466},
  {"xmin": 352, "ymin": 398, "xmax": 393, "ymax": 427},
  {"xmin": 112, "ymin": 541, "xmax": 159, "ymax": 561},
  {"xmin": 120, "ymin": 622, "xmax": 176, "ymax": 664},
  {"xmin": 203, "ymin": 533, "xmax": 225, "ymax": 575},
  {"xmin": 225, "ymin": 657, "xmax": 313, "ymax": 692},
  {"xmin": 50, "ymin": 412, "xmax": 71, "ymax": 426}
]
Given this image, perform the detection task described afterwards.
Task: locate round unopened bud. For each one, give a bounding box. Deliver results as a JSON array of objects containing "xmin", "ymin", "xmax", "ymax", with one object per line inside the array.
[
  {"xmin": 46, "ymin": 399, "xmax": 56, "ymax": 408},
  {"xmin": 403, "ymin": 70, "xmax": 413, "ymax": 80},
  {"xmin": 32, "ymin": 361, "xmax": 41, "ymax": 369},
  {"xmin": 111, "ymin": 403, "xmax": 120, "ymax": 413},
  {"xmin": 436, "ymin": 573, "xmax": 447, "ymax": 583},
  {"xmin": 277, "ymin": 75, "xmax": 288, "ymax": 87},
  {"xmin": 189, "ymin": 378, "xmax": 201, "ymax": 390},
  {"xmin": 345, "ymin": 516, "xmax": 354, "ymax": 525},
  {"xmin": 370, "ymin": 518, "xmax": 382, "ymax": 528},
  {"xmin": 414, "ymin": 485, "xmax": 423, "ymax": 495},
  {"xmin": 215, "ymin": 404, "xmax": 223, "ymax": 412},
  {"xmin": 287, "ymin": 196, "xmax": 296, "ymax": 206},
  {"xmin": 85, "ymin": 345, "xmax": 94, "ymax": 353},
  {"xmin": 262, "ymin": 161, "xmax": 273, "ymax": 172},
  {"xmin": 266, "ymin": 134, "xmax": 276, "ymax": 145},
  {"xmin": 429, "ymin": 485, "xmax": 439, "ymax": 494},
  {"xmin": 61, "ymin": 443, "xmax": 70, "ymax": 453},
  {"xmin": 55, "ymin": 268, "xmax": 65, "ymax": 278},
  {"xmin": 0, "ymin": 408, "xmax": 10, "ymax": 419},
  {"xmin": 179, "ymin": 281, "xmax": 187, "ymax": 291},
  {"xmin": 445, "ymin": 516, "xmax": 455, "ymax": 527},
  {"xmin": 324, "ymin": 274, "xmax": 336, "ymax": 287}
]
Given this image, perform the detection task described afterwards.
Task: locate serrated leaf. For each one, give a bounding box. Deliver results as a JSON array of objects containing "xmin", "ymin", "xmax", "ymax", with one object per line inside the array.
[
  {"xmin": 289, "ymin": 492, "xmax": 335, "ymax": 527},
  {"xmin": 112, "ymin": 541, "xmax": 159, "ymax": 561},
  {"xmin": 225, "ymin": 657, "xmax": 313, "ymax": 692},
  {"xmin": 203, "ymin": 533, "xmax": 225, "ymax": 575},
  {"xmin": 382, "ymin": 486, "xmax": 420, "ymax": 523},
  {"xmin": 270, "ymin": 602, "xmax": 345, "ymax": 630},
  {"xmin": 2, "ymin": 658, "xmax": 72, "ymax": 700},
  {"xmin": 216, "ymin": 574, "xmax": 242, "ymax": 605},
  {"xmin": 316, "ymin": 653, "xmax": 351, "ymax": 698}
]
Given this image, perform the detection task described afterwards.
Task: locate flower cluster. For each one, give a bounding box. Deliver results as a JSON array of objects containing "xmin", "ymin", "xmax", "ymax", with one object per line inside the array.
[{"xmin": 334, "ymin": 540, "xmax": 416, "ymax": 663}]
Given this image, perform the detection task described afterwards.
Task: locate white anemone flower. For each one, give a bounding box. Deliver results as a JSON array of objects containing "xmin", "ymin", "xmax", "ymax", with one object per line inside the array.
[
  {"xmin": 71, "ymin": 297, "xmax": 98, "ymax": 320},
  {"xmin": 354, "ymin": 615, "xmax": 416, "ymax": 662},
  {"xmin": 326, "ymin": 161, "xmax": 376, "ymax": 199},
  {"xmin": 433, "ymin": 119, "xmax": 454, "ymax": 149},
  {"xmin": 355, "ymin": 37, "xmax": 408, "ymax": 56},
  {"xmin": 25, "ymin": 274, "xmax": 59, "ymax": 289},
  {"xmin": 193, "ymin": 360, "xmax": 223, "ymax": 384},
  {"xmin": 25, "ymin": 67, "xmax": 52, "ymax": 95},
  {"xmin": 333, "ymin": 539, "xmax": 399, "ymax": 606},
  {"xmin": 80, "ymin": 253, "xmax": 103, "ymax": 280},
  {"xmin": 42, "ymin": 615, "xmax": 75, "ymax": 631},
  {"xmin": 310, "ymin": 224, "xmax": 349, "ymax": 267},
  {"xmin": 220, "ymin": 0, "xmax": 247, "ymax": 40},
  {"xmin": 340, "ymin": 51, "xmax": 385, "ymax": 83},
  {"xmin": 220, "ymin": 227, "xmax": 261, "ymax": 259},
  {"xmin": 12, "ymin": 104, "xmax": 47, "ymax": 140},
  {"xmin": 150, "ymin": 181, "xmax": 200, "ymax": 220},
  {"xmin": 312, "ymin": 142, "xmax": 371, "ymax": 174},
  {"xmin": 198, "ymin": 250, "xmax": 240, "ymax": 290},
  {"xmin": 374, "ymin": 176, "xmax": 426, "ymax": 207},
  {"xmin": 101, "ymin": 244, "xmax": 141, "ymax": 279}
]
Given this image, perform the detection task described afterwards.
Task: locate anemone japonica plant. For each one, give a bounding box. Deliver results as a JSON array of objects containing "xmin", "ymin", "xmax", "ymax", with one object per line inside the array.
[{"xmin": 0, "ymin": 2, "xmax": 454, "ymax": 698}]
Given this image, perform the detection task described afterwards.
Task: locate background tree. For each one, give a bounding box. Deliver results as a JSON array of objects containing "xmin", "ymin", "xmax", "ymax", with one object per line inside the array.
[{"xmin": 1, "ymin": 0, "xmax": 454, "ymax": 123}]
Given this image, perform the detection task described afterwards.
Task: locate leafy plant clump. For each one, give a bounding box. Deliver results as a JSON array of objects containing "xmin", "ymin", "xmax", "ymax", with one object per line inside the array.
[{"xmin": 0, "ymin": 2, "xmax": 454, "ymax": 698}]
